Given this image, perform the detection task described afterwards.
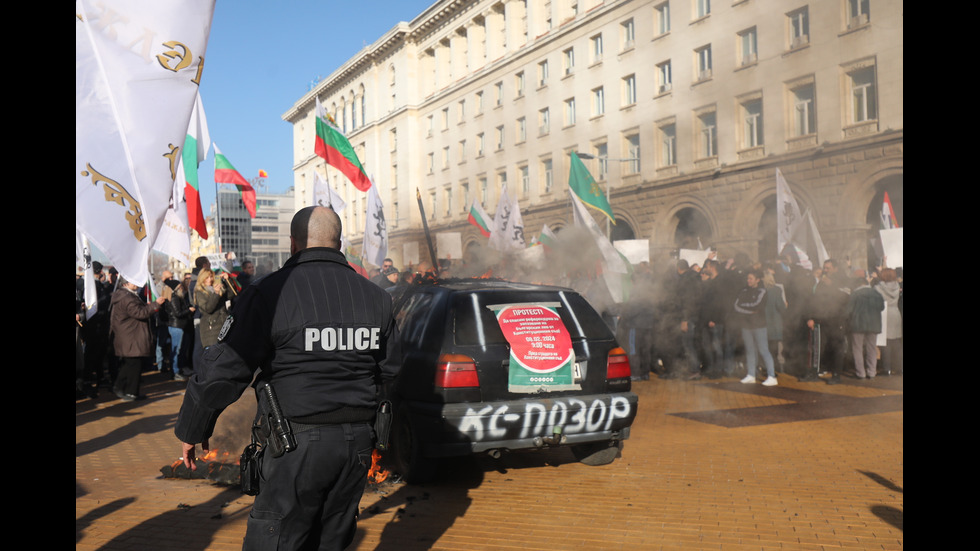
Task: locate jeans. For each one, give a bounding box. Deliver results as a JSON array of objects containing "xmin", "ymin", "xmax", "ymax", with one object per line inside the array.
[
  {"xmin": 741, "ymin": 326, "xmax": 775, "ymax": 379},
  {"xmin": 167, "ymin": 326, "xmax": 184, "ymax": 374}
]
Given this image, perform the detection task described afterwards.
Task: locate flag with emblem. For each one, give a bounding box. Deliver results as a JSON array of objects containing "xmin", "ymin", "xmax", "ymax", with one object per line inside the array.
[{"xmin": 569, "ymin": 152, "xmax": 615, "ymax": 224}]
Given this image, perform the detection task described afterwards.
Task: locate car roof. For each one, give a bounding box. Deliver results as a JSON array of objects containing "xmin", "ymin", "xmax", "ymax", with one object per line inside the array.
[{"xmin": 394, "ymin": 278, "xmax": 576, "ymax": 295}]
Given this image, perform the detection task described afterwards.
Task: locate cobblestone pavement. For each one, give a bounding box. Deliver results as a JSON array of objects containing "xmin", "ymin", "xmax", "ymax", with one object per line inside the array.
[{"xmin": 77, "ymin": 370, "xmax": 903, "ymax": 550}]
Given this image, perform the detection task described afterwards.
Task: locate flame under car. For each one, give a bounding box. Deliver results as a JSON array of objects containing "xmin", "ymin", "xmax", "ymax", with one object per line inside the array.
[{"xmin": 383, "ymin": 279, "xmax": 638, "ymax": 483}]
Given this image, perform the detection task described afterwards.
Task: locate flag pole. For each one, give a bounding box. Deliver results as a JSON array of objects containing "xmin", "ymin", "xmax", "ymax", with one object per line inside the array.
[{"xmin": 416, "ymin": 188, "xmax": 439, "ymax": 277}]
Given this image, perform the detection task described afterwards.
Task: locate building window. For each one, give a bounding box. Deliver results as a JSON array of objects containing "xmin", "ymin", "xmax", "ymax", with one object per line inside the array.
[
  {"xmin": 476, "ymin": 91, "xmax": 485, "ymax": 114},
  {"xmin": 738, "ymin": 27, "xmax": 758, "ymax": 66},
  {"xmin": 594, "ymin": 142, "xmax": 608, "ymax": 180},
  {"xmin": 592, "ymin": 86, "xmax": 605, "ymax": 117},
  {"xmin": 459, "ymin": 140, "xmax": 467, "ymax": 164},
  {"xmin": 515, "ymin": 71, "xmax": 525, "ymax": 97},
  {"xmin": 695, "ymin": 0, "xmax": 711, "ymax": 19},
  {"xmin": 657, "ymin": 60, "xmax": 672, "ymax": 94},
  {"xmin": 442, "ymin": 146, "xmax": 450, "ymax": 169},
  {"xmin": 427, "ymin": 152, "xmax": 435, "ymax": 174},
  {"xmin": 847, "ymin": 0, "xmax": 870, "ymax": 28},
  {"xmin": 430, "ymin": 191, "xmax": 436, "ymax": 220},
  {"xmin": 460, "ymin": 182, "xmax": 469, "ymax": 213},
  {"xmin": 497, "ymin": 169, "xmax": 507, "ymax": 190},
  {"xmin": 848, "ymin": 66, "xmax": 877, "ymax": 123},
  {"xmin": 520, "ymin": 165, "xmax": 530, "ymax": 195},
  {"xmin": 659, "ymin": 123, "xmax": 677, "ymax": 167},
  {"xmin": 495, "ymin": 81, "xmax": 503, "ymax": 106},
  {"xmin": 622, "ymin": 74, "xmax": 637, "ymax": 106},
  {"xmin": 517, "ymin": 117, "xmax": 527, "ymax": 142},
  {"xmin": 496, "ymin": 125, "xmax": 505, "ymax": 150},
  {"xmin": 389, "ymin": 128, "xmax": 397, "ymax": 151},
  {"xmin": 458, "ymin": 99, "xmax": 466, "ymax": 122},
  {"xmin": 539, "ymin": 108, "xmax": 550, "ymax": 135},
  {"xmin": 563, "ymin": 47, "xmax": 575, "ymax": 75},
  {"xmin": 625, "ymin": 134, "xmax": 640, "ymax": 174},
  {"xmin": 788, "ymin": 7, "xmax": 809, "ymax": 49},
  {"xmin": 698, "ymin": 110, "xmax": 717, "ymax": 158},
  {"xmin": 740, "ymin": 98, "xmax": 764, "ymax": 148},
  {"xmin": 564, "ymin": 97, "xmax": 576, "ymax": 126},
  {"xmin": 542, "ymin": 158, "xmax": 554, "ymax": 192},
  {"xmin": 621, "ymin": 18, "xmax": 635, "ymax": 50},
  {"xmin": 442, "ymin": 107, "xmax": 449, "ymax": 131},
  {"xmin": 427, "ymin": 114, "xmax": 434, "ymax": 137},
  {"xmin": 656, "ymin": 2, "xmax": 671, "ymax": 35},
  {"xmin": 538, "ymin": 60, "xmax": 549, "ymax": 87},
  {"xmin": 477, "ymin": 132, "xmax": 485, "ymax": 156},
  {"xmin": 695, "ymin": 45, "xmax": 712, "ymax": 81},
  {"xmin": 590, "ymin": 34, "xmax": 603, "ymax": 64},
  {"xmin": 480, "ymin": 176, "xmax": 488, "ymax": 204},
  {"xmin": 791, "ymin": 83, "xmax": 816, "ymax": 136}
]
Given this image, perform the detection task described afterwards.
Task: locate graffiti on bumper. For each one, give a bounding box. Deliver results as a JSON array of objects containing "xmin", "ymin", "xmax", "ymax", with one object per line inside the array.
[{"xmin": 456, "ymin": 396, "xmax": 633, "ymax": 441}]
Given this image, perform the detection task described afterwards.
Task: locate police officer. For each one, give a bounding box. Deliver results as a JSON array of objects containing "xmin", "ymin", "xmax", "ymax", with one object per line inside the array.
[{"xmin": 175, "ymin": 206, "xmax": 397, "ymax": 550}]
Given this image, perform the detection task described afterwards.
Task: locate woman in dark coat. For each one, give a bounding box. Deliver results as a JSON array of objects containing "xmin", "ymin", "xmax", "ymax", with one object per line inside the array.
[
  {"xmin": 110, "ymin": 278, "xmax": 165, "ymax": 401},
  {"xmin": 194, "ymin": 268, "xmax": 230, "ymax": 348},
  {"xmin": 164, "ymin": 278, "xmax": 195, "ymax": 379}
]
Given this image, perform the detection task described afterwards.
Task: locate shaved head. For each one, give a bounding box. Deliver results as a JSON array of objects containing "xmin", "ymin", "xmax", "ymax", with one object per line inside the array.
[{"xmin": 291, "ymin": 206, "xmax": 342, "ymax": 254}]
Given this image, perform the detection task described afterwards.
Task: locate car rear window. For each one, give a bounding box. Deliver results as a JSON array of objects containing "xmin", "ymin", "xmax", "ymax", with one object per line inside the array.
[{"xmin": 452, "ymin": 289, "xmax": 613, "ymax": 346}]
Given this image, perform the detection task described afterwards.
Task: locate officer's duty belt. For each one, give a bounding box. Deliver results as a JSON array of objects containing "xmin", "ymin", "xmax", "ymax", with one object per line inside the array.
[{"xmin": 289, "ymin": 406, "xmax": 376, "ymax": 434}]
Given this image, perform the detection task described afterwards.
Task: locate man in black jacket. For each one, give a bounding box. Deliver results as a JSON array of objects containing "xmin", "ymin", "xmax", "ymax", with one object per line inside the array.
[{"xmin": 176, "ymin": 206, "xmax": 398, "ymax": 550}]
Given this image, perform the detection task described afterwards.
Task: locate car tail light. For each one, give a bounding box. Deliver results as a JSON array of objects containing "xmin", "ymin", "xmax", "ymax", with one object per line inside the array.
[
  {"xmin": 606, "ymin": 347, "xmax": 631, "ymax": 380},
  {"xmin": 435, "ymin": 354, "xmax": 480, "ymax": 388}
]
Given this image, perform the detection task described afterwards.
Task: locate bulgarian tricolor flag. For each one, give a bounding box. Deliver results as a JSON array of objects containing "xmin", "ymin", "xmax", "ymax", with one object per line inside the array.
[
  {"xmin": 315, "ymin": 97, "xmax": 371, "ymax": 192},
  {"xmin": 881, "ymin": 191, "xmax": 899, "ymax": 229},
  {"xmin": 179, "ymin": 93, "xmax": 211, "ymax": 239},
  {"xmin": 213, "ymin": 144, "xmax": 257, "ymax": 218},
  {"xmin": 345, "ymin": 247, "xmax": 369, "ymax": 278},
  {"xmin": 467, "ymin": 199, "xmax": 493, "ymax": 238},
  {"xmin": 538, "ymin": 224, "xmax": 558, "ymax": 250}
]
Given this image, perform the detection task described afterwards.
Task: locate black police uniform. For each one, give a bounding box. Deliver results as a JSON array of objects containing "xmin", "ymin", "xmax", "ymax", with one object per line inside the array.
[{"xmin": 175, "ymin": 247, "xmax": 397, "ymax": 550}]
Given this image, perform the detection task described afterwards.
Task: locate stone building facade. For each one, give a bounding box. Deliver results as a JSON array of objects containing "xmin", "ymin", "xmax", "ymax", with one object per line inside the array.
[{"xmin": 283, "ymin": 0, "xmax": 902, "ymax": 271}]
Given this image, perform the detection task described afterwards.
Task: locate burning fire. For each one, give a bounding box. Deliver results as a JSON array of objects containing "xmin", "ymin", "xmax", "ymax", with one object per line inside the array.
[
  {"xmin": 170, "ymin": 449, "xmax": 237, "ymax": 471},
  {"xmin": 367, "ymin": 449, "xmax": 389, "ymax": 484}
]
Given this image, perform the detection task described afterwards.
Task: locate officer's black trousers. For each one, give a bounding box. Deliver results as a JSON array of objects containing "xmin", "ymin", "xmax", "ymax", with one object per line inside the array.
[{"xmin": 244, "ymin": 422, "xmax": 374, "ymax": 551}]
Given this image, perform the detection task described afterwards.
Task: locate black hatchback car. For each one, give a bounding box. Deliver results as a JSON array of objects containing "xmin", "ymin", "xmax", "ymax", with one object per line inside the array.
[{"xmin": 383, "ymin": 279, "xmax": 638, "ymax": 482}]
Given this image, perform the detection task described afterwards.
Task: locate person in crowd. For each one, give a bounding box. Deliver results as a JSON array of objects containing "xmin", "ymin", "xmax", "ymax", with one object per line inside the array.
[
  {"xmin": 875, "ymin": 268, "xmax": 903, "ymax": 375},
  {"xmin": 762, "ymin": 267, "xmax": 788, "ymax": 374},
  {"xmin": 110, "ymin": 277, "xmax": 166, "ymax": 401},
  {"xmin": 237, "ymin": 260, "xmax": 256, "ymax": 288},
  {"xmin": 194, "ymin": 267, "xmax": 231, "ymax": 349},
  {"xmin": 847, "ymin": 271, "xmax": 885, "ymax": 379},
  {"xmin": 805, "ymin": 259, "xmax": 850, "ymax": 385},
  {"xmin": 164, "ymin": 277, "xmax": 195, "ymax": 380},
  {"xmin": 735, "ymin": 269, "xmax": 778, "ymax": 386},
  {"xmin": 155, "ymin": 270, "xmax": 174, "ymax": 373},
  {"xmin": 698, "ymin": 260, "xmax": 726, "ymax": 379}
]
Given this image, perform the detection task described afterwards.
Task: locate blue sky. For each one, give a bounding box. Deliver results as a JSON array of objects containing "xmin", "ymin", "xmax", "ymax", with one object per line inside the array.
[{"xmin": 196, "ymin": 0, "xmax": 434, "ymax": 212}]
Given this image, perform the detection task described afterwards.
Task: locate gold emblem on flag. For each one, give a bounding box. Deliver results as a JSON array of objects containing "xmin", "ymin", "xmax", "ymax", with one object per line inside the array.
[{"xmin": 81, "ymin": 163, "xmax": 147, "ymax": 242}]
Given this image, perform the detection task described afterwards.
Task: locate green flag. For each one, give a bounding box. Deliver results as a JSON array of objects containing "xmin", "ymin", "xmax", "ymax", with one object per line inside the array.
[{"xmin": 568, "ymin": 152, "xmax": 615, "ymax": 224}]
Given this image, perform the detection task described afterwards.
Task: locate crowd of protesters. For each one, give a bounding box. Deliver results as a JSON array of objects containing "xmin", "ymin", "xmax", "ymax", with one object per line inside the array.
[
  {"xmin": 75, "ymin": 256, "xmax": 253, "ymax": 402},
  {"xmin": 616, "ymin": 252, "xmax": 903, "ymax": 385}
]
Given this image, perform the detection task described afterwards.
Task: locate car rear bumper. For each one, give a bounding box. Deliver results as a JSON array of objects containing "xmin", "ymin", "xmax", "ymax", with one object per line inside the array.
[{"xmin": 404, "ymin": 392, "xmax": 638, "ymax": 457}]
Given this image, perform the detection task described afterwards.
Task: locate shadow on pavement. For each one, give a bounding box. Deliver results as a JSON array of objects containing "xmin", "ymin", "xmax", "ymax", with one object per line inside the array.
[
  {"xmin": 75, "ymin": 495, "xmax": 136, "ymax": 543},
  {"xmin": 75, "ymin": 414, "xmax": 176, "ymax": 458},
  {"xmin": 92, "ymin": 485, "xmax": 247, "ymax": 550},
  {"xmin": 860, "ymin": 470, "xmax": 903, "ymax": 531}
]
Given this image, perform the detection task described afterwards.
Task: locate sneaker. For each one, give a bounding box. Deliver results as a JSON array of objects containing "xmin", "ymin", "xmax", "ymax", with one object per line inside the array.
[
  {"xmin": 740, "ymin": 375, "xmax": 756, "ymax": 384},
  {"xmin": 762, "ymin": 376, "xmax": 778, "ymax": 387}
]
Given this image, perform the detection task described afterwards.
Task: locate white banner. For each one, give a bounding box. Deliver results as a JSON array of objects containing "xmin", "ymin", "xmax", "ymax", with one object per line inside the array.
[
  {"xmin": 363, "ymin": 183, "xmax": 388, "ymax": 267},
  {"xmin": 776, "ymin": 168, "xmax": 803, "ymax": 257},
  {"xmin": 76, "ymin": 0, "xmax": 215, "ymax": 285},
  {"xmin": 614, "ymin": 239, "xmax": 650, "ymax": 265},
  {"xmin": 880, "ymin": 228, "xmax": 903, "ymax": 268},
  {"xmin": 313, "ymin": 171, "xmax": 346, "ymax": 212},
  {"xmin": 489, "ymin": 185, "xmax": 526, "ymax": 252},
  {"xmin": 679, "ymin": 248, "xmax": 711, "ymax": 269}
]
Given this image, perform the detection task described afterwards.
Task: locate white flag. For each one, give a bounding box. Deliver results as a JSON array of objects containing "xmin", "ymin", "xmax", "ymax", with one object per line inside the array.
[
  {"xmin": 313, "ymin": 171, "xmax": 346, "ymax": 213},
  {"xmin": 570, "ymin": 191, "xmax": 628, "ymax": 274},
  {"xmin": 363, "ymin": 182, "xmax": 388, "ymax": 267},
  {"xmin": 76, "ymin": 0, "xmax": 215, "ymax": 285},
  {"xmin": 775, "ymin": 168, "xmax": 803, "ymax": 257},
  {"xmin": 788, "ymin": 209, "xmax": 829, "ymax": 270},
  {"xmin": 488, "ymin": 185, "xmax": 526, "ymax": 252},
  {"xmin": 75, "ymin": 231, "xmax": 99, "ymax": 320}
]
